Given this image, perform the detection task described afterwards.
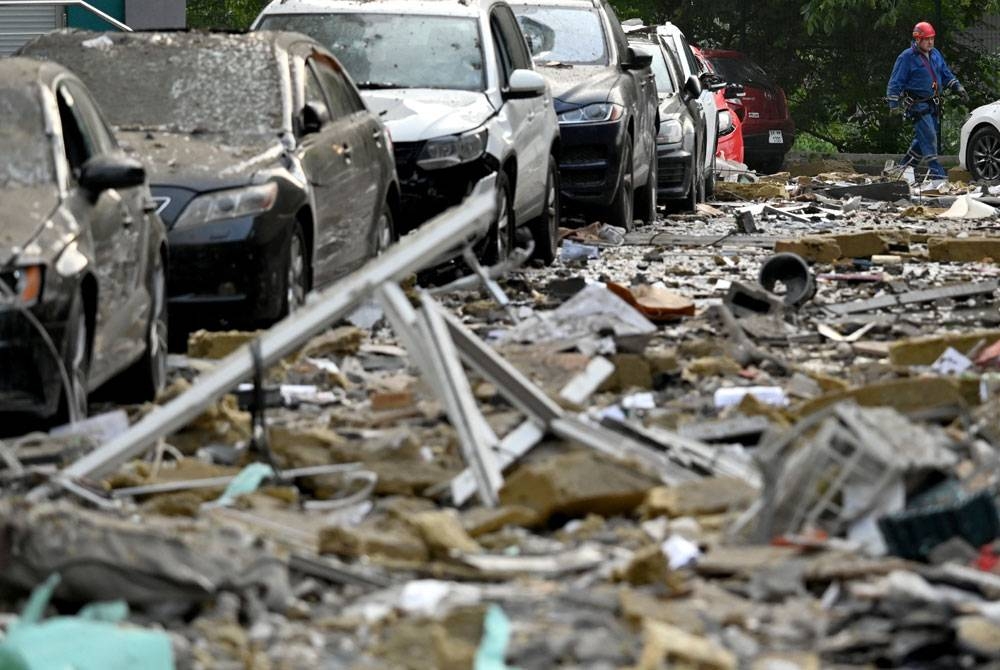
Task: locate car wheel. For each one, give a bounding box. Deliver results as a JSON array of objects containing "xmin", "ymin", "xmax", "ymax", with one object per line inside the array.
[
  {"xmin": 480, "ymin": 171, "xmax": 514, "ymax": 265},
  {"xmin": 607, "ymin": 140, "xmax": 634, "ymax": 231},
  {"xmin": 704, "ymin": 154, "xmax": 717, "ymax": 199},
  {"xmin": 374, "ymin": 202, "xmax": 396, "ymax": 256},
  {"xmin": 633, "ymin": 148, "xmax": 657, "ymax": 226},
  {"xmin": 969, "ymin": 126, "xmax": 1000, "ymax": 183},
  {"xmin": 55, "ymin": 291, "xmax": 89, "ymax": 425},
  {"xmin": 528, "ymin": 155, "xmax": 560, "ymax": 265},
  {"xmin": 281, "ymin": 222, "xmax": 309, "ymax": 317},
  {"xmin": 683, "ymin": 154, "xmax": 698, "ymax": 213},
  {"xmin": 120, "ymin": 258, "xmax": 168, "ymax": 402}
]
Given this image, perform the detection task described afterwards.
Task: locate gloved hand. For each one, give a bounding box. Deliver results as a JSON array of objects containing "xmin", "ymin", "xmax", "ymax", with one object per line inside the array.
[
  {"xmin": 954, "ymin": 84, "xmax": 970, "ymax": 103},
  {"xmin": 889, "ymin": 105, "xmax": 903, "ymax": 115}
]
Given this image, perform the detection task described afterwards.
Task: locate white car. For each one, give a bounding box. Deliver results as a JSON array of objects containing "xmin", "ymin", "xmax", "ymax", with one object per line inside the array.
[
  {"xmin": 960, "ymin": 100, "xmax": 1000, "ymax": 183},
  {"xmin": 253, "ymin": 0, "xmax": 563, "ymax": 264},
  {"xmin": 655, "ymin": 22, "xmax": 719, "ymax": 198}
]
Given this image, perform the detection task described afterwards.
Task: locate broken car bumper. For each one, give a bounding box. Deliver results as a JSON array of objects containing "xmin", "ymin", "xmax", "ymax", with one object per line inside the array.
[{"xmin": 556, "ymin": 118, "xmax": 629, "ymax": 208}]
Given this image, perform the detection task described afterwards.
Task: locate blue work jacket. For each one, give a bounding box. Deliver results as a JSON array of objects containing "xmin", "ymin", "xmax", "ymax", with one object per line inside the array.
[{"xmin": 887, "ymin": 44, "xmax": 959, "ymax": 112}]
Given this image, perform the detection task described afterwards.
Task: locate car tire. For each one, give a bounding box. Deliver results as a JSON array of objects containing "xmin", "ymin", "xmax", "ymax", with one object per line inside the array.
[
  {"xmin": 119, "ymin": 257, "xmax": 168, "ymax": 402},
  {"xmin": 374, "ymin": 201, "xmax": 396, "ymax": 256},
  {"xmin": 704, "ymin": 154, "xmax": 716, "ymax": 199},
  {"xmin": 481, "ymin": 170, "xmax": 514, "ymax": 265},
  {"xmin": 683, "ymin": 154, "xmax": 698, "ymax": 213},
  {"xmin": 607, "ymin": 140, "xmax": 634, "ymax": 231},
  {"xmin": 968, "ymin": 126, "xmax": 1000, "ymax": 183},
  {"xmin": 528, "ymin": 155, "xmax": 560, "ymax": 265},
  {"xmin": 633, "ymin": 147, "xmax": 657, "ymax": 226},
  {"xmin": 55, "ymin": 290, "xmax": 89, "ymax": 425},
  {"xmin": 280, "ymin": 222, "xmax": 309, "ymax": 317}
]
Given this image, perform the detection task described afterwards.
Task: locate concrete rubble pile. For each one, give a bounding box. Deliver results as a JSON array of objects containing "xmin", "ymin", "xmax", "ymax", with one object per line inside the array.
[{"xmin": 4, "ymin": 170, "xmax": 1000, "ymax": 669}]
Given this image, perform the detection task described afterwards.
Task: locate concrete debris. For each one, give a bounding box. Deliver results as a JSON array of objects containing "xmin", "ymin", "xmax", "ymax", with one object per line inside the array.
[{"xmin": 10, "ymin": 166, "xmax": 1000, "ymax": 669}]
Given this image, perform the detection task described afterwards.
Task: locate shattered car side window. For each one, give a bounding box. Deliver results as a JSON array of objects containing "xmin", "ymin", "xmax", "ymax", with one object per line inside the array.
[
  {"xmin": 0, "ymin": 86, "xmax": 55, "ymax": 187},
  {"xmin": 511, "ymin": 7, "xmax": 608, "ymax": 66},
  {"xmin": 259, "ymin": 14, "xmax": 486, "ymax": 92}
]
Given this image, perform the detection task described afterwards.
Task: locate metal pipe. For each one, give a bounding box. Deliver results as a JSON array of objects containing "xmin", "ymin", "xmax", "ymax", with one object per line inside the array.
[
  {"xmin": 48, "ymin": 176, "xmax": 496, "ymax": 489},
  {"xmin": 0, "ymin": 1, "xmax": 133, "ymax": 32}
]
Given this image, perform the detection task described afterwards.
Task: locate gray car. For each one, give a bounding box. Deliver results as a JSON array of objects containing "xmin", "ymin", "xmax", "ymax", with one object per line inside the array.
[{"xmin": 0, "ymin": 58, "xmax": 167, "ymax": 428}]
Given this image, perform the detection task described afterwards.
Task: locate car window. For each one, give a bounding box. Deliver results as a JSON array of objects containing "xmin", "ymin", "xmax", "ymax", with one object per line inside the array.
[
  {"xmin": 490, "ymin": 13, "xmax": 514, "ymax": 86},
  {"xmin": 494, "ymin": 6, "xmax": 532, "ymax": 70},
  {"xmin": 707, "ymin": 56, "xmax": 772, "ymax": 85},
  {"xmin": 640, "ymin": 43, "xmax": 675, "ymax": 94},
  {"xmin": 677, "ymin": 37, "xmax": 700, "ymax": 78},
  {"xmin": 512, "ymin": 6, "xmax": 608, "ymax": 66},
  {"xmin": 259, "ymin": 13, "xmax": 486, "ymax": 92},
  {"xmin": 0, "ymin": 84, "xmax": 55, "ymax": 187},
  {"xmin": 55, "ymin": 84, "xmax": 101, "ymax": 177},
  {"xmin": 303, "ymin": 62, "xmax": 333, "ymax": 121},
  {"xmin": 309, "ymin": 56, "xmax": 362, "ymax": 120},
  {"xmin": 63, "ymin": 80, "xmax": 117, "ymax": 154},
  {"xmin": 599, "ymin": 2, "xmax": 628, "ymax": 63}
]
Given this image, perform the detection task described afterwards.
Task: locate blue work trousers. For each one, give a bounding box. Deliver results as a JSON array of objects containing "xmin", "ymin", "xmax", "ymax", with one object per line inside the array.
[{"xmin": 899, "ymin": 112, "xmax": 944, "ymax": 178}]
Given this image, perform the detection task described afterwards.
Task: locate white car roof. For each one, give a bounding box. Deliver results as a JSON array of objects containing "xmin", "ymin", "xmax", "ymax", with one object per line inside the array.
[
  {"xmin": 505, "ymin": 0, "xmax": 601, "ymax": 7},
  {"xmin": 655, "ymin": 22, "xmax": 685, "ymax": 38},
  {"xmin": 258, "ymin": 0, "xmax": 487, "ymax": 18}
]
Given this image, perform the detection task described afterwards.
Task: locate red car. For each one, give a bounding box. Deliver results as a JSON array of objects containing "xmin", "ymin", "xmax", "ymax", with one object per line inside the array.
[
  {"xmin": 700, "ymin": 49, "xmax": 794, "ymax": 174},
  {"xmin": 693, "ymin": 46, "xmax": 744, "ymax": 165}
]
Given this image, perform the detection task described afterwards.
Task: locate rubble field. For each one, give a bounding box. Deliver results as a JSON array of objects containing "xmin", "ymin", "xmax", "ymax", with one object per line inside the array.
[{"xmin": 5, "ymin": 169, "xmax": 1000, "ymax": 670}]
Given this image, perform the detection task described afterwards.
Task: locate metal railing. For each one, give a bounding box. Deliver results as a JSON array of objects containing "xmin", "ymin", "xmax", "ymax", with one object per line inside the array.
[{"xmin": 0, "ymin": 0, "xmax": 132, "ymax": 32}]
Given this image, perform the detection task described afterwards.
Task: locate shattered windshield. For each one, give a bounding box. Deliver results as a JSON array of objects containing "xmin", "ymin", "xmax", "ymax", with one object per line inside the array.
[
  {"xmin": 0, "ymin": 86, "xmax": 54, "ymax": 187},
  {"xmin": 258, "ymin": 14, "xmax": 485, "ymax": 92},
  {"xmin": 22, "ymin": 34, "xmax": 285, "ymax": 137},
  {"xmin": 512, "ymin": 7, "xmax": 608, "ymax": 66}
]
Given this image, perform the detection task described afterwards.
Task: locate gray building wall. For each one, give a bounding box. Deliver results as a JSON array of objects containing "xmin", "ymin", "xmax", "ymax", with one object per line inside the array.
[{"xmin": 125, "ymin": 0, "xmax": 184, "ymax": 29}]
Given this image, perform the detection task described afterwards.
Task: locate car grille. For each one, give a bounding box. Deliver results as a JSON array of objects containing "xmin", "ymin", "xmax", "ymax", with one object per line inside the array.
[
  {"xmin": 393, "ymin": 142, "xmax": 425, "ymax": 178},
  {"xmin": 563, "ymin": 145, "xmax": 607, "ymax": 166},
  {"xmin": 658, "ymin": 162, "xmax": 687, "ymax": 186}
]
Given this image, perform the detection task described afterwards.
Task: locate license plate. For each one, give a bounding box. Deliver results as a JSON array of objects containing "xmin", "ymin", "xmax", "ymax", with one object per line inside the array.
[{"xmin": 769, "ymin": 130, "xmax": 783, "ymax": 144}]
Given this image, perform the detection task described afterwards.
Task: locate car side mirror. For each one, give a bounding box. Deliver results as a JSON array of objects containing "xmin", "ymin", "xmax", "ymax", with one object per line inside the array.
[
  {"xmin": 683, "ymin": 74, "xmax": 702, "ymax": 99},
  {"xmin": 700, "ymin": 71, "xmax": 726, "ymax": 92},
  {"xmin": 725, "ymin": 84, "xmax": 745, "ymax": 100},
  {"xmin": 503, "ymin": 69, "xmax": 546, "ymax": 100},
  {"xmin": 622, "ymin": 46, "xmax": 653, "ymax": 71},
  {"xmin": 78, "ymin": 155, "xmax": 146, "ymax": 194},
  {"xmin": 298, "ymin": 101, "xmax": 330, "ymax": 136}
]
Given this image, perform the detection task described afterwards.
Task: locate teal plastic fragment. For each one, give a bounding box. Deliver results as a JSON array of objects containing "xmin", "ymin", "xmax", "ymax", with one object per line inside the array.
[
  {"xmin": 474, "ymin": 604, "xmax": 515, "ymax": 670},
  {"xmin": 211, "ymin": 462, "xmax": 275, "ymax": 507},
  {"xmin": 0, "ymin": 574, "xmax": 175, "ymax": 670}
]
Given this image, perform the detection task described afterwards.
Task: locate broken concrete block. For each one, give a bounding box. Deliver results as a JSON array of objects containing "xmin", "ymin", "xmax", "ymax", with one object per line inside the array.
[
  {"xmin": 370, "ymin": 460, "xmax": 459, "ymax": 497},
  {"xmin": 644, "ymin": 346, "xmax": 680, "ymax": 376},
  {"xmin": 499, "ymin": 451, "xmax": 658, "ymax": 523},
  {"xmin": 642, "ymin": 478, "xmax": 758, "ymax": 518},
  {"xmin": 461, "ymin": 505, "xmax": 539, "ymax": 537},
  {"xmin": 948, "ymin": 166, "xmax": 973, "ymax": 183},
  {"xmin": 796, "ymin": 377, "xmax": 968, "ymax": 415},
  {"xmin": 637, "ymin": 619, "xmax": 737, "ymax": 670},
  {"xmin": 888, "ymin": 330, "xmax": 1000, "ymax": 366},
  {"xmin": 751, "ymin": 653, "xmax": 821, "ymax": 670},
  {"xmin": 774, "ymin": 237, "xmax": 841, "ymax": 263},
  {"xmin": 956, "ymin": 616, "xmax": 1000, "ymax": 658},
  {"xmin": 186, "ymin": 329, "xmax": 261, "ymax": 359},
  {"xmin": 319, "ymin": 519, "xmax": 429, "ymax": 563},
  {"xmin": 617, "ymin": 544, "xmax": 671, "ymax": 587},
  {"xmin": 715, "ymin": 181, "xmax": 787, "ymax": 201},
  {"xmin": 724, "ymin": 281, "xmax": 785, "ymax": 318},
  {"xmin": 683, "ymin": 356, "xmax": 744, "ymax": 379},
  {"xmin": 409, "ymin": 510, "xmax": 482, "ymax": 558},
  {"xmin": 829, "ymin": 231, "xmax": 890, "ymax": 259},
  {"xmin": 928, "ymin": 237, "xmax": 1000, "ymax": 262},
  {"xmin": 370, "ymin": 390, "xmax": 415, "ymax": 412},
  {"xmin": 619, "ymin": 588, "xmax": 705, "ymax": 634},
  {"xmin": 268, "ymin": 424, "xmax": 346, "ymax": 470}
]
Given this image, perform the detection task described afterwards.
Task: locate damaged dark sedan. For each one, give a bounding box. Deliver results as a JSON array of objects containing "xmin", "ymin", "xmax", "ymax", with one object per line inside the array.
[
  {"xmin": 20, "ymin": 31, "xmax": 399, "ymax": 335},
  {"xmin": 0, "ymin": 58, "xmax": 167, "ymax": 426}
]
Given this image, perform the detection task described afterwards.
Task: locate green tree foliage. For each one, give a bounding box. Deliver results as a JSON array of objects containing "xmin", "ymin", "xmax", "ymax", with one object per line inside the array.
[
  {"xmin": 187, "ymin": 0, "xmax": 268, "ymax": 31},
  {"xmin": 611, "ymin": 0, "xmax": 1000, "ymax": 153}
]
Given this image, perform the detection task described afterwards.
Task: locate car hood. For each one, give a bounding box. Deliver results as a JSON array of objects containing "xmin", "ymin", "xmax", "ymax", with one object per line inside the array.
[
  {"xmin": 535, "ymin": 65, "xmax": 621, "ymax": 109},
  {"xmin": 361, "ymin": 89, "xmax": 495, "ymax": 142},
  {"xmin": 0, "ymin": 185, "xmax": 62, "ymax": 267},
  {"xmin": 116, "ymin": 130, "xmax": 285, "ymax": 190},
  {"xmin": 971, "ymin": 101, "xmax": 1000, "ymax": 123}
]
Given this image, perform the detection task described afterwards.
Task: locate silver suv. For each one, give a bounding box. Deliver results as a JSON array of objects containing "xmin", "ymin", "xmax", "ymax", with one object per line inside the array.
[{"xmin": 254, "ymin": 0, "xmax": 563, "ymax": 264}]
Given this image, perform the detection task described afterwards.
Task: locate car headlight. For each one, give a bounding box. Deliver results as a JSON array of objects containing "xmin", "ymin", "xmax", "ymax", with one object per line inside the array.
[
  {"xmin": 0, "ymin": 264, "xmax": 44, "ymax": 306},
  {"xmin": 174, "ymin": 183, "xmax": 279, "ymax": 231},
  {"xmin": 657, "ymin": 119, "xmax": 683, "ymax": 144},
  {"xmin": 417, "ymin": 128, "xmax": 488, "ymax": 170},
  {"xmin": 718, "ymin": 109, "xmax": 734, "ymax": 135},
  {"xmin": 558, "ymin": 103, "xmax": 624, "ymax": 124}
]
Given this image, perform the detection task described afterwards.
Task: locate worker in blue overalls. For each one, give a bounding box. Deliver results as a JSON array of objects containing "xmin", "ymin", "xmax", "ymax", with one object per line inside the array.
[{"xmin": 886, "ymin": 21, "xmax": 968, "ymax": 180}]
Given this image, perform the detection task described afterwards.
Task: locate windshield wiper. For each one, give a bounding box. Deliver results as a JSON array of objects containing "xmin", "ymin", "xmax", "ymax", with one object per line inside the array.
[{"xmin": 356, "ymin": 81, "xmax": 399, "ymax": 90}]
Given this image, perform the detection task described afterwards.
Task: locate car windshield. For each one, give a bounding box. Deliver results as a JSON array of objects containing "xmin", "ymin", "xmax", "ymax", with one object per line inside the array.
[
  {"xmin": 0, "ymin": 86, "xmax": 54, "ymax": 187},
  {"xmin": 22, "ymin": 34, "xmax": 285, "ymax": 138},
  {"xmin": 708, "ymin": 56, "xmax": 772, "ymax": 85},
  {"xmin": 641, "ymin": 44, "xmax": 675, "ymax": 94},
  {"xmin": 512, "ymin": 6, "xmax": 608, "ymax": 66},
  {"xmin": 259, "ymin": 14, "xmax": 485, "ymax": 92}
]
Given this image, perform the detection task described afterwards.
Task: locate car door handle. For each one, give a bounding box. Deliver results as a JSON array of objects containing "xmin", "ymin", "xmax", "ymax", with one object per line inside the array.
[{"xmin": 142, "ymin": 197, "xmax": 158, "ymax": 213}]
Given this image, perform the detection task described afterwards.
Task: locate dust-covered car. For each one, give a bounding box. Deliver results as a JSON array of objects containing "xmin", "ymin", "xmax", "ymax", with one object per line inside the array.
[
  {"xmin": 960, "ymin": 100, "xmax": 1000, "ymax": 183},
  {"xmin": 20, "ymin": 30, "xmax": 399, "ymax": 333},
  {"xmin": 0, "ymin": 58, "xmax": 167, "ymax": 426},
  {"xmin": 254, "ymin": 0, "xmax": 563, "ymax": 264}
]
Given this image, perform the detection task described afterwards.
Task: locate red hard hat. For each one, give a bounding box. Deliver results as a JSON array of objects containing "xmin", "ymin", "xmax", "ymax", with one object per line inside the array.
[{"xmin": 913, "ymin": 21, "xmax": 936, "ymax": 39}]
